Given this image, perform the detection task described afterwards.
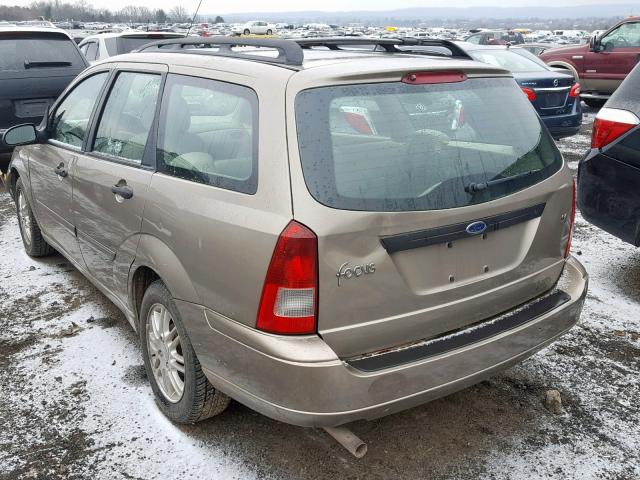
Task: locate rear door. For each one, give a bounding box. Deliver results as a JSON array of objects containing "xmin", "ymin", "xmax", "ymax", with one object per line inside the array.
[
  {"xmin": 0, "ymin": 31, "xmax": 88, "ymax": 132},
  {"xmin": 289, "ymin": 70, "xmax": 574, "ymax": 358},
  {"xmin": 584, "ymin": 21, "xmax": 640, "ymax": 93},
  {"xmin": 72, "ymin": 65, "xmax": 165, "ymax": 302},
  {"xmin": 28, "ymin": 70, "xmax": 109, "ymax": 264}
]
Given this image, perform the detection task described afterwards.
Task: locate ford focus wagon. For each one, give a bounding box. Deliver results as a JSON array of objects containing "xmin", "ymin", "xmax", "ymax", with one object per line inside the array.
[{"xmin": 4, "ymin": 37, "xmax": 588, "ymax": 428}]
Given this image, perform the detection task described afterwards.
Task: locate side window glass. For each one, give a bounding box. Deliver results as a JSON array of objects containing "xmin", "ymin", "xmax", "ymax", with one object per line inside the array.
[
  {"xmin": 93, "ymin": 72, "xmax": 161, "ymax": 163},
  {"xmin": 51, "ymin": 72, "xmax": 108, "ymax": 148},
  {"xmin": 156, "ymin": 74, "xmax": 258, "ymax": 194},
  {"xmin": 85, "ymin": 42, "xmax": 98, "ymax": 60},
  {"xmin": 602, "ymin": 23, "xmax": 640, "ymax": 50}
]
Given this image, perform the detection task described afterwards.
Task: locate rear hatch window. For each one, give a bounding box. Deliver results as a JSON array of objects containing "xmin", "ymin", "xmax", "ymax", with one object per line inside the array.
[
  {"xmin": 295, "ymin": 76, "xmax": 562, "ymax": 211},
  {"xmin": 0, "ymin": 32, "xmax": 85, "ymax": 72}
]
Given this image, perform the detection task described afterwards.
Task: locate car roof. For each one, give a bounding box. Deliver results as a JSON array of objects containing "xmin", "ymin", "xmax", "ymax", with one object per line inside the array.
[
  {"xmin": 82, "ymin": 31, "xmax": 184, "ymax": 40},
  {"xmin": 105, "ymin": 48, "xmax": 511, "ymax": 83},
  {"xmin": 0, "ymin": 26, "xmax": 72, "ymax": 37}
]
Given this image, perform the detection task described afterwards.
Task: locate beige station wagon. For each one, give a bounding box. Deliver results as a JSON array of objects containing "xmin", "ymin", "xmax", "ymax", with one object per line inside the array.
[{"xmin": 4, "ymin": 37, "xmax": 588, "ymax": 435}]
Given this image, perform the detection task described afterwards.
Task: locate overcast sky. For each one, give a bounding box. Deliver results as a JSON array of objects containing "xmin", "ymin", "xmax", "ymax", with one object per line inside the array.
[{"xmin": 6, "ymin": 0, "xmax": 633, "ymax": 13}]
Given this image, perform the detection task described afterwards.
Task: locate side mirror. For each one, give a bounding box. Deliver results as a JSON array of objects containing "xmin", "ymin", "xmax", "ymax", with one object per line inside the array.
[{"xmin": 2, "ymin": 124, "xmax": 37, "ymax": 146}]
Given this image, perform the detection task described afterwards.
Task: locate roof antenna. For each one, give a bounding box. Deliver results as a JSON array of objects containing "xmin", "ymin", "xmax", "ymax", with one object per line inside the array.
[{"xmin": 186, "ymin": 0, "xmax": 204, "ymax": 36}]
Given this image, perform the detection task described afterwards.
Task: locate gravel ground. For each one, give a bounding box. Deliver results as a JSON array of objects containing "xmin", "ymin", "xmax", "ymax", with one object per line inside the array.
[{"xmin": 1, "ymin": 105, "xmax": 639, "ymax": 479}]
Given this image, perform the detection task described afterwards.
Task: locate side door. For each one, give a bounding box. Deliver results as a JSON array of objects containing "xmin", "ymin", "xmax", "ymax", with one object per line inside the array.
[
  {"xmin": 584, "ymin": 21, "xmax": 640, "ymax": 93},
  {"xmin": 28, "ymin": 70, "xmax": 110, "ymax": 265},
  {"xmin": 72, "ymin": 64, "xmax": 166, "ymax": 303}
]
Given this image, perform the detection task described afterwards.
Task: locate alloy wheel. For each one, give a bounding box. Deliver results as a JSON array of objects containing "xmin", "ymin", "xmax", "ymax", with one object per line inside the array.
[{"xmin": 147, "ymin": 303, "xmax": 185, "ymax": 403}]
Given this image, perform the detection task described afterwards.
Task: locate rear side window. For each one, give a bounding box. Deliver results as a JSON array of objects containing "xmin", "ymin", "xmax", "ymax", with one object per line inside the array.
[
  {"xmin": 295, "ymin": 77, "xmax": 562, "ymax": 212},
  {"xmin": 0, "ymin": 34, "xmax": 85, "ymax": 71},
  {"xmin": 156, "ymin": 74, "xmax": 258, "ymax": 194},
  {"xmin": 93, "ymin": 72, "xmax": 161, "ymax": 163}
]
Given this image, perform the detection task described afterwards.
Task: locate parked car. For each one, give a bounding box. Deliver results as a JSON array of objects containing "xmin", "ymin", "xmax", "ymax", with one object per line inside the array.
[
  {"xmin": 540, "ymin": 17, "xmax": 640, "ymax": 108},
  {"xmin": 465, "ymin": 30, "xmax": 525, "ymax": 45},
  {"xmin": 0, "ymin": 27, "xmax": 88, "ymax": 173},
  {"xmin": 577, "ymin": 63, "xmax": 640, "ymax": 246},
  {"xmin": 458, "ymin": 43, "xmax": 582, "ymax": 139},
  {"xmin": 3, "ymin": 37, "xmax": 587, "ymax": 432},
  {"xmin": 78, "ymin": 31, "xmax": 185, "ymax": 63},
  {"xmin": 232, "ymin": 21, "xmax": 275, "ymax": 36}
]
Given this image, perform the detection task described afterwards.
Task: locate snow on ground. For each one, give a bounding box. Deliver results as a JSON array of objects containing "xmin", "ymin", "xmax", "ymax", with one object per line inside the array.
[{"xmin": 1, "ymin": 106, "xmax": 639, "ymax": 479}]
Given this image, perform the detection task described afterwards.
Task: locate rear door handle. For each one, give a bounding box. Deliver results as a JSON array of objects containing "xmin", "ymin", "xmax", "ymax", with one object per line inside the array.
[
  {"xmin": 111, "ymin": 184, "xmax": 134, "ymax": 200},
  {"xmin": 53, "ymin": 163, "xmax": 68, "ymax": 178}
]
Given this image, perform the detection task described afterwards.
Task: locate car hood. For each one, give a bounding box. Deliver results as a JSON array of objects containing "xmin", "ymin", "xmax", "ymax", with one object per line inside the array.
[{"xmin": 540, "ymin": 44, "xmax": 588, "ymax": 57}]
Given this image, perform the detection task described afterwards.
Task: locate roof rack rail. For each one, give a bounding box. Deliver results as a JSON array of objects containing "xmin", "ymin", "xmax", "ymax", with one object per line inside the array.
[
  {"xmin": 133, "ymin": 36, "xmax": 473, "ymax": 67},
  {"xmin": 294, "ymin": 37, "xmax": 403, "ymax": 52},
  {"xmin": 135, "ymin": 36, "xmax": 304, "ymax": 66},
  {"xmin": 294, "ymin": 37, "xmax": 472, "ymax": 60}
]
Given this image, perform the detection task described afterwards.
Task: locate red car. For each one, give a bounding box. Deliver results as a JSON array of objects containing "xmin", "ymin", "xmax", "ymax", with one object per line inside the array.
[{"xmin": 540, "ymin": 17, "xmax": 640, "ymax": 108}]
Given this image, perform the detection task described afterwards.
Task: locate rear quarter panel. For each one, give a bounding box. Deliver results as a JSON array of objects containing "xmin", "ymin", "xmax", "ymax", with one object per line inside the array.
[{"xmin": 135, "ymin": 63, "xmax": 294, "ymax": 327}]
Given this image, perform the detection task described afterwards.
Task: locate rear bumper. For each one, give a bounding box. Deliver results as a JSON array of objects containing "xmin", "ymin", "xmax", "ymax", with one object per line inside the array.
[
  {"xmin": 180, "ymin": 256, "xmax": 587, "ymax": 427},
  {"xmin": 577, "ymin": 151, "xmax": 640, "ymax": 246},
  {"xmin": 541, "ymin": 111, "xmax": 582, "ymax": 139}
]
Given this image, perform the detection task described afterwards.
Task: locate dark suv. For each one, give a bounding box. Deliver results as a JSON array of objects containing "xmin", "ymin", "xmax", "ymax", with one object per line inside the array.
[
  {"xmin": 0, "ymin": 27, "xmax": 88, "ymax": 172},
  {"xmin": 578, "ymin": 63, "xmax": 640, "ymax": 246}
]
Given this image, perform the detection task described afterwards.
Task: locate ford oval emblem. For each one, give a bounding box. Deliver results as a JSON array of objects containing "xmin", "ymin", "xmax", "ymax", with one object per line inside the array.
[{"xmin": 466, "ymin": 221, "xmax": 487, "ymax": 235}]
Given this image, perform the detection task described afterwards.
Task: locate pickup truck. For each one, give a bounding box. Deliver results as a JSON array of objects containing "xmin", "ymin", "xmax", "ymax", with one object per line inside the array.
[{"xmin": 540, "ymin": 17, "xmax": 640, "ymax": 108}]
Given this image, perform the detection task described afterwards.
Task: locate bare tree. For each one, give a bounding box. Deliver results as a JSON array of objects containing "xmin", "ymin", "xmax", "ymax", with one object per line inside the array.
[{"xmin": 169, "ymin": 5, "xmax": 189, "ymax": 23}]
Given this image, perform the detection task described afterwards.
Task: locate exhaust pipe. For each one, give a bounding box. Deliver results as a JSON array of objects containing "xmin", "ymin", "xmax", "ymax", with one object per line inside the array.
[{"xmin": 323, "ymin": 426, "xmax": 367, "ymax": 458}]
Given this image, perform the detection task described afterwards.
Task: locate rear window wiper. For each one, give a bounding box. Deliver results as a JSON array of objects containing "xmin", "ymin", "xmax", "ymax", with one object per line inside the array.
[
  {"xmin": 465, "ymin": 169, "xmax": 542, "ymax": 193},
  {"xmin": 24, "ymin": 60, "xmax": 72, "ymax": 69}
]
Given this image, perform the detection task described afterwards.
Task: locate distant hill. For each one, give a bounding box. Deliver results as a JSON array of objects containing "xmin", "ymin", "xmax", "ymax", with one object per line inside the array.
[{"xmin": 212, "ymin": 4, "xmax": 639, "ymax": 24}]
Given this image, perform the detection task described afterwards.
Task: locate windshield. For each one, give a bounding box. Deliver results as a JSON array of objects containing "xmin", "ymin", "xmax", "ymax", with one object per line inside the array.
[
  {"xmin": 295, "ymin": 77, "xmax": 562, "ymax": 212},
  {"xmin": 468, "ymin": 49, "xmax": 548, "ymax": 73},
  {"xmin": 0, "ymin": 35, "xmax": 85, "ymax": 71}
]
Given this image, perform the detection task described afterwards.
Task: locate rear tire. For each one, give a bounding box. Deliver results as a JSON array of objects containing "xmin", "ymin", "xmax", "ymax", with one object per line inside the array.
[
  {"xmin": 583, "ymin": 98, "xmax": 607, "ymax": 109},
  {"xmin": 15, "ymin": 178, "xmax": 54, "ymax": 257},
  {"xmin": 140, "ymin": 280, "xmax": 230, "ymax": 424}
]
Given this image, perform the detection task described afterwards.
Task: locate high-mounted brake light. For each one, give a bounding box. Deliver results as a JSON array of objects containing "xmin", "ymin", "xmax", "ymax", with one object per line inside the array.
[
  {"xmin": 402, "ymin": 71, "xmax": 467, "ymax": 85},
  {"xmin": 562, "ymin": 180, "xmax": 576, "ymax": 258},
  {"xmin": 521, "ymin": 87, "xmax": 537, "ymax": 102},
  {"xmin": 591, "ymin": 107, "xmax": 640, "ymax": 149},
  {"xmin": 256, "ymin": 221, "xmax": 318, "ymax": 335},
  {"xmin": 569, "ymin": 82, "xmax": 581, "ymax": 97}
]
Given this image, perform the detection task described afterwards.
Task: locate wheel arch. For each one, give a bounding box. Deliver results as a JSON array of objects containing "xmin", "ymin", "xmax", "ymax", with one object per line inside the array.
[{"xmin": 129, "ymin": 234, "xmax": 201, "ymax": 327}]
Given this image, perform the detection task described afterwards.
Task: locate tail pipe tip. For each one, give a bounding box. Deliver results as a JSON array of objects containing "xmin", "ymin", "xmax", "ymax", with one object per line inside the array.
[{"xmin": 323, "ymin": 426, "xmax": 368, "ymax": 458}]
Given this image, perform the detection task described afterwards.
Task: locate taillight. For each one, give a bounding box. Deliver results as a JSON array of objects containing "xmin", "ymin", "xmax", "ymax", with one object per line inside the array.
[
  {"xmin": 521, "ymin": 87, "xmax": 537, "ymax": 102},
  {"xmin": 256, "ymin": 221, "xmax": 318, "ymax": 335},
  {"xmin": 569, "ymin": 82, "xmax": 581, "ymax": 97},
  {"xmin": 591, "ymin": 107, "xmax": 640, "ymax": 149},
  {"xmin": 561, "ymin": 180, "xmax": 576, "ymax": 258},
  {"xmin": 343, "ymin": 112, "xmax": 373, "ymax": 135}
]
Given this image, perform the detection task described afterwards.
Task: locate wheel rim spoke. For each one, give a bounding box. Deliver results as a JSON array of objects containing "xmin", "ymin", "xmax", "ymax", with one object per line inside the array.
[{"xmin": 146, "ymin": 303, "xmax": 185, "ymax": 403}]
